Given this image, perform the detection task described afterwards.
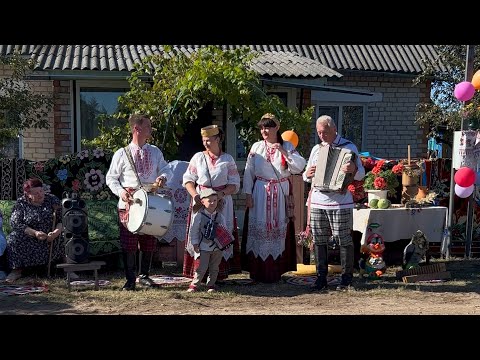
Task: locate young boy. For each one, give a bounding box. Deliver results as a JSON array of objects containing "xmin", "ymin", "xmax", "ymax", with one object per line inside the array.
[{"xmin": 187, "ymin": 188, "xmax": 227, "ymax": 293}]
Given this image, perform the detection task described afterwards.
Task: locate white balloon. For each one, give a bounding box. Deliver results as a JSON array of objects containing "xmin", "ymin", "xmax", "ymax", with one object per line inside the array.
[{"xmin": 455, "ymin": 184, "xmax": 475, "ymax": 198}]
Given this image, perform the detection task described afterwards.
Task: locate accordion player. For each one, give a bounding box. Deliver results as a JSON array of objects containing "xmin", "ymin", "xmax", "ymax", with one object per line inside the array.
[{"xmin": 312, "ymin": 145, "xmax": 356, "ymax": 193}]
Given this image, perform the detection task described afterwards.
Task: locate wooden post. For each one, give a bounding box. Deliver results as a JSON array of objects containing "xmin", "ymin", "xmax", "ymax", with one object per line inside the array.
[{"xmin": 289, "ymin": 174, "xmax": 305, "ymax": 264}]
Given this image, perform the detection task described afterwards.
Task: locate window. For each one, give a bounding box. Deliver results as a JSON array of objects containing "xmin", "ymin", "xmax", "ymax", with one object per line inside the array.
[
  {"xmin": 0, "ymin": 110, "xmax": 22, "ymax": 158},
  {"xmin": 312, "ymin": 87, "xmax": 382, "ymax": 152},
  {"xmin": 315, "ymin": 105, "xmax": 364, "ymax": 150},
  {"xmin": 76, "ymin": 81, "xmax": 129, "ymax": 151},
  {"xmin": 0, "ymin": 136, "xmax": 21, "ymax": 158}
]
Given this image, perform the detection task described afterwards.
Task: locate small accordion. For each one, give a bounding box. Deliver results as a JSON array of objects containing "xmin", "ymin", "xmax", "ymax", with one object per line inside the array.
[
  {"xmin": 213, "ymin": 224, "xmax": 235, "ymax": 251},
  {"xmin": 312, "ymin": 145, "xmax": 356, "ymax": 192}
]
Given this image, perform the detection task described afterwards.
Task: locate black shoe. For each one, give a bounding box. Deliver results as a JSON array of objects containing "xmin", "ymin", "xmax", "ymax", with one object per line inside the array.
[
  {"xmin": 122, "ymin": 281, "xmax": 136, "ymax": 291},
  {"xmin": 336, "ymin": 274, "xmax": 354, "ymax": 291},
  {"xmin": 336, "ymin": 283, "xmax": 354, "ymax": 291},
  {"xmin": 310, "ymin": 276, "xmax": 328, "ymax": 291},
  {"xmin": 139, "ymin": 274, "xmax": 155, "ymax": 287}
]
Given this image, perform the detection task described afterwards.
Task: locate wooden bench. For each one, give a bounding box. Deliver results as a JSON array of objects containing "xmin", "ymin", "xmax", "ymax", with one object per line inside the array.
[{"xmin": 56, "ymin": 261, "xmax": 106, "ymax": 291}]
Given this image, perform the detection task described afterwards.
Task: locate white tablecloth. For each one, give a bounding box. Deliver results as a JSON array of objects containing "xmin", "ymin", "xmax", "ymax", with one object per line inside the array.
[
  {"xmin": 353, "ymin": 206, "xmax": 448, "ymax": 245},
  {"xmin": 156, "ymin": 160, "xmax": 190, "ymax": 243}
]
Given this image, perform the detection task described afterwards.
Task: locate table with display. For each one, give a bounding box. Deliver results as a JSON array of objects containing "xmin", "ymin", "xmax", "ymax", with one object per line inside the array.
[{"xmin": 352, "ymin": 206, "xmax": 448, "ymax": 264}]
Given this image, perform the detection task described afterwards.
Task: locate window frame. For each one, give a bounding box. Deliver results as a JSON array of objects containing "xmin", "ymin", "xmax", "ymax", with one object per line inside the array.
[
  {"xmin": 314, "ymin": 103, "xmax": 367, "ymax": 151},
  {"xmin": 75, "ymin": 80, "xmax": 129, "ymax": 151}
]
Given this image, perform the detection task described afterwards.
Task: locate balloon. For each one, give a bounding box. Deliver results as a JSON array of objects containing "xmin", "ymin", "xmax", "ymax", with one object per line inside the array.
[
  {"xmin": 472, "ymin": 70, "xmax": 480, "ymax": 90},
  {"xmin": 454, "ymin": 166, "xmax": 476, "ymax": 187},
  {"xmin": 281, "ymin": 130, "xmax": 299, "ymax": 148},
  {"xmin": 455, "ymin": 184, "xmax": 475, "ymax": 198},
  {"xmin": 454, "ymin": 81, "xmax": 475, "ymax": 102}
]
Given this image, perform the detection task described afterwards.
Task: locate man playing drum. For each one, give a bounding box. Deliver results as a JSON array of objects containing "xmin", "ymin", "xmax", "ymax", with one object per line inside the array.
[{"xmin": 106, "ymin": 114, "xmax": 168, "ymax": 291}]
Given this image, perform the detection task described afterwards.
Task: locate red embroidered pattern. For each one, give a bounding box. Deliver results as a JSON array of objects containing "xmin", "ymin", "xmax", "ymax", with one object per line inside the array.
[
  {"xmin": 133, "ymin": 147, "xmax": 154, "ymax": 178},
  {"xmin": 265, "ymin": 141, "xmax": 276, "ymax": 163}
]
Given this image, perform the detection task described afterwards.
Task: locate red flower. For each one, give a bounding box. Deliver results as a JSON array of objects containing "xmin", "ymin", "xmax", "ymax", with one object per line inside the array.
[
  {"xmin": 373, "ymin": 177, "xmax": 387, "ymax": 190},
  {"xmin": 392, "ymin": 163, "xmax": 403, "ymax": 175},
  {"xmin": 348, "ymin": 180, "xmax": 366, "ymax": 202}
]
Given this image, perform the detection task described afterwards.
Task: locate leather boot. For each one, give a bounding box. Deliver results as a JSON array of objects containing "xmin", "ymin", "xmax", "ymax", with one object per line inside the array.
[
  {"xmin": 122, "ymin": 251, "xmax": 137, "ymax": 291},
  {"xmin": 337, "ymin": 245, "xmax": 354, "ymax": 291},
  {"xmin": 139, "ymin": 251, "xmax": 155, "ymax": 287},
  {"xmin": 311, "ymin": 244, "xmax": 328, "ymax": 291}
]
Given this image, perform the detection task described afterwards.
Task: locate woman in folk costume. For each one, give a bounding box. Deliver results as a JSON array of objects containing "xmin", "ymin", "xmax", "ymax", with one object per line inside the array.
[
  {"xmin": 182, "ymin": 125, "xmax": 241, "ymax": 281},
  {"xmin": 242, "ymin": 113, "xmax": 306, "ymax": 283}
]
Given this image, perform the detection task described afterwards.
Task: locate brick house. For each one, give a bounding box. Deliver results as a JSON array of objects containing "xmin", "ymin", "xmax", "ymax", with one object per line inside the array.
[
  {"xmin": 0, "ymin": 45, "xmax": 446, "ymax": 219},
  {"xmin": 0, "ymin": 45, "xmax": 445, "ymax": 162},
  {"xmin": 0, "ymin": 45, "xmax": 449, "ymax": 263}
]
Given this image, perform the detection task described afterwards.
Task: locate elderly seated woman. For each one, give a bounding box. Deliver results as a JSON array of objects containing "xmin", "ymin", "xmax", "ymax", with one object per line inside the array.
[{"xmin": 4, "ymin": 178, "xmax": 77, "ymax": 283}]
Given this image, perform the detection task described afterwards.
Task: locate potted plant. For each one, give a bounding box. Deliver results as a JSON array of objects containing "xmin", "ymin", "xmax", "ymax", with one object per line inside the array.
[{"xmin": 362, "ymin": 159, "xmax": 402, "ymax": 200}]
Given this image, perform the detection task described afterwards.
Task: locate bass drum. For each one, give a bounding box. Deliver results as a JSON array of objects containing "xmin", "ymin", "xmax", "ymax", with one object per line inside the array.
[{"xmin": 127, "ymin": 188, "xmax": 173, "ymax": 237}]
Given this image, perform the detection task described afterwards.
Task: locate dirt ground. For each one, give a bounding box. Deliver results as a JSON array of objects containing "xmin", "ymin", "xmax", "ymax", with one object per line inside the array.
[{"xmin": 1, "ymin": 258, "xmax": 480, "ymax": 315}]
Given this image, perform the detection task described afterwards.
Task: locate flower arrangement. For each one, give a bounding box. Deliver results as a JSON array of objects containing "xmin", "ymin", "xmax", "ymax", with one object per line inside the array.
[{"xmin": 361, "ymin": 159, "xmax": 401, "ymax": 197}]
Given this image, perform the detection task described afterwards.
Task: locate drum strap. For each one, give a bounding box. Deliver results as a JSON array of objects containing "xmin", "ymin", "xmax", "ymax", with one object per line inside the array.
[
  {"xmin": 121, "ymin": 147, "xmax": 143, "ymax": 225},
  {"xmin": 124, "ymin": 146, "xmax": 142, "ymax": 188}
]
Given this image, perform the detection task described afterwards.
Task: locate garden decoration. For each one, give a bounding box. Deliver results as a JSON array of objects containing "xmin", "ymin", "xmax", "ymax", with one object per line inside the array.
[
  {"xmin": 403, "ymin": 230, "xmax": 429, "ymax": 270},
  {"xmin": 359, "ymin": 233, "xmax": 386, "ymax": 279}
]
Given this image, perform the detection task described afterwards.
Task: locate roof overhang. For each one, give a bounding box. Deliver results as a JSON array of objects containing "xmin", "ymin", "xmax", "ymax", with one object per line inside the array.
[{"xmin": 262, "ymin": 78, "xmax": 383, "ymax": 102}]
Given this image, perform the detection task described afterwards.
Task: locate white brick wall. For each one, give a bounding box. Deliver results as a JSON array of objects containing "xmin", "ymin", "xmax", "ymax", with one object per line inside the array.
[{"xmin": 326, "ymin": 72, "xmax": 429, "ymax": 160}]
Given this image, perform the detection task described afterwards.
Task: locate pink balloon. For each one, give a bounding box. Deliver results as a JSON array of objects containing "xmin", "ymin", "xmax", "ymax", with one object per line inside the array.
[
  {"xmin": 454, "ymin": 81, "xmax": 475, "ymax": 102},
  {"xmin": 455, "ymin": 166, "xmax": 476, "ymax": 187},
  {"xmin": 455, "ymin": 184, "xmax": 475, "ymax": 198}
]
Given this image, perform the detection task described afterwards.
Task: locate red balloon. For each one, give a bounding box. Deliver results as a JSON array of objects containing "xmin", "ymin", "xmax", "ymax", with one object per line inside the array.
[{"xmin": 454, "ymin": 167, "xmax": 476, "ymax": 187}]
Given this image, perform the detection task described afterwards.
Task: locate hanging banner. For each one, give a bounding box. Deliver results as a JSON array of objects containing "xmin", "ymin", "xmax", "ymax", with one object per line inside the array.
[{"xmin": 453, "ymin": 130, "xmax": 480, "ymax": 170}]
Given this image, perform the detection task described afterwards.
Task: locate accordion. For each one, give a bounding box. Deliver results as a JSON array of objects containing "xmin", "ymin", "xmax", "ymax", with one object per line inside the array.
[{"xmin": 312, "ymin": 146, "xmax": 356, "ymax": 192}]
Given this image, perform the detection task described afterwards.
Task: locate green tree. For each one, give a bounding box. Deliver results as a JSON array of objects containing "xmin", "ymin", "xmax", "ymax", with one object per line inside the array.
[
  {"xmin": 0, "ymin": 51, "xmax": 53, "ymax": 156},
  {"xmin": 83, "ymin": 46, "xmax": 313, "ymax": 159},
  {"xmin": 414, "ymin": 45, "xmax": 480, "ymax": 144}
]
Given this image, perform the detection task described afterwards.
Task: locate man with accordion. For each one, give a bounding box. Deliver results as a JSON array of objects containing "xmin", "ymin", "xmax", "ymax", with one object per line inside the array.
[{"xmin": 303, "ymin": 115, "xmax": 365, "ymax": 291}]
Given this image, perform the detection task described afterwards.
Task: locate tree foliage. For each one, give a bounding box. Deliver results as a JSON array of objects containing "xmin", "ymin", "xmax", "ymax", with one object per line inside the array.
[
  {"xmin": 414, "ymin": 45, "xmax": 480, "ymax": 145},
  {"xmin": 0, "ymin": 51, "xmax": 53, "ymax": 156},
  {"xmin": 82, "ymin": 46, "xmax": 313, "ymax": 159}
]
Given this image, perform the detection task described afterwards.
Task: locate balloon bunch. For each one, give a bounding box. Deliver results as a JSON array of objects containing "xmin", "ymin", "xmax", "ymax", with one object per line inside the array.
[
  {"xmin": 454, "ymin": 70, "xmax": 480, "ymax": 102},
  {"xmin": 454, "ymin": 166, "xmax": 477, "ymax": 198}
]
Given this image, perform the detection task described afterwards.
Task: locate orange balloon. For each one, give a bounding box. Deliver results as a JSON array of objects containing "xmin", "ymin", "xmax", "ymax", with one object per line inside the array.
[
  {"xmin": 472, "ymin": 70, "xmax": 480, "ymax": 90},
  {"xmin": 281, "ymin": 130, "xmax": 299, "ymax": 148}
]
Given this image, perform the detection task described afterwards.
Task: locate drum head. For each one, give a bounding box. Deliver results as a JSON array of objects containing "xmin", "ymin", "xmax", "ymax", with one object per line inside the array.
[{"xmin": 127, "ymin": 189, "xmax": 148, "ymax": 233}]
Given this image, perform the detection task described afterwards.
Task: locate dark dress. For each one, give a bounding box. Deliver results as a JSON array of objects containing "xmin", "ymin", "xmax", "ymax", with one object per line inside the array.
[{"xmin": 6, "ymin": 194, "xmax": 63, "ymax": 269}]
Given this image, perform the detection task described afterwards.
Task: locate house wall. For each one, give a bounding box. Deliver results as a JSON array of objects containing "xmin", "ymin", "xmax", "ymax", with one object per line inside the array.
[
  {"xmin": 0, "ymin": 66, "xmax": 57, "ymax": 161},
  {"xmin": 10, "ymin": 71, "xmax": 430, "ymax": 163},
  {"xmin": 22, "ymin": 78, "xmax": 56, "ymax": 161},
  {"xmin": 325, "ymin": 71, "xmax": 430, "ymax": 160}
]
